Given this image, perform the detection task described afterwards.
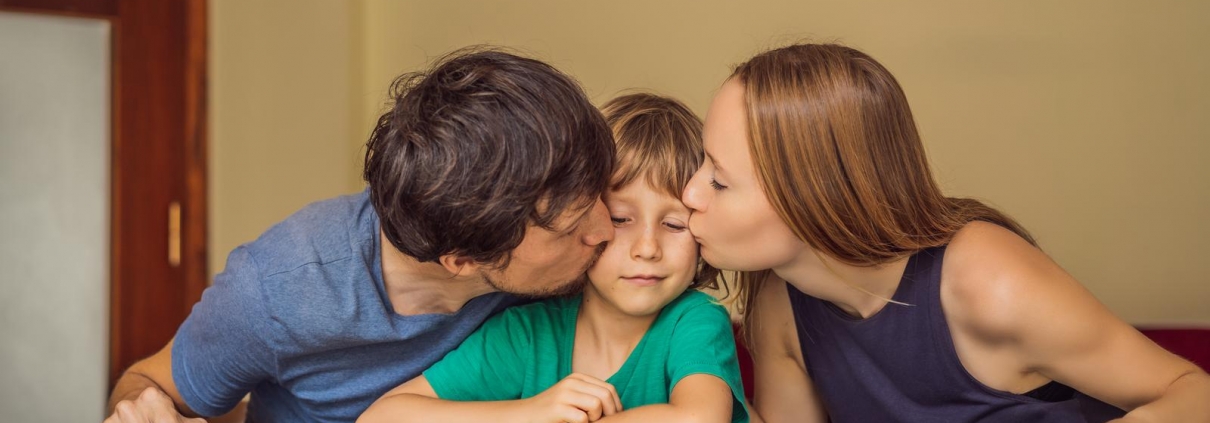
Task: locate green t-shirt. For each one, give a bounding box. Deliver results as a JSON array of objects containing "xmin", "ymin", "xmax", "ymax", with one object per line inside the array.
[{"xmin": 424, "ymin": 290, "xmax": 749, "ymax": 423}]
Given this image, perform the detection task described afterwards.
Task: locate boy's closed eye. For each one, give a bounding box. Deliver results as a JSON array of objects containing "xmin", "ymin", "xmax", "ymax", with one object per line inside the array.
[{"xmin": 663, "ymin": 220, "xmax": 687, "ymax": 232}]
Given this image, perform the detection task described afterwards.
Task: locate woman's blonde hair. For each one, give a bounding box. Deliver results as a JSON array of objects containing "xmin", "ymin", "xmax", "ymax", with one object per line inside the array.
[
  {"xmin": 729, "ymin": 44, "xmax": 1034, "ymax": 344},
  {"xmin": 600, "ymin": 93, "xmax": 720, "ymax": 289}
]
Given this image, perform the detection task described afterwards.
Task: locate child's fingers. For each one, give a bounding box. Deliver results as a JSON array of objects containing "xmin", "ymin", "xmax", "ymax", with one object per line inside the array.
[
  {"xmin": 576, "ymin": 385, "xmax": 619, "ymax": 417},
  {"xmin": 562, "ymin": 390, "xmax": 606, "ymax": 421},
  {"xmin": 556, "ymin": 405, "xmax": 590, "ymax": 423},
  {"xmin": 605, "ymin": 382, "xmax": 622, "ymax": 413},
  {"xmin": 567, "ymin": 379, "xmax": 620, "ymax": 416},
  {"xmin": 566, "ymin": 374, "xmax": 623, "ymax": 413}
]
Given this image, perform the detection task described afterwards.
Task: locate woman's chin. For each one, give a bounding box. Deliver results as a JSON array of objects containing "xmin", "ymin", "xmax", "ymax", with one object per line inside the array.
[{"xmin": 699, "ymin": 246, "xmax": 737, "ymax": 271}]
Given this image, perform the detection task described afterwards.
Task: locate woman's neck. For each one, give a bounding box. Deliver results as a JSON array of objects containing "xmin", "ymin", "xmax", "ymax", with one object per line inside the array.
[
  {"xmin": 572, "ymin": 285, "xmax": 658, "ymax": 378},
  {"xmin": 773, "ymin": 247, "xmax": 910, "ymax": 319}
]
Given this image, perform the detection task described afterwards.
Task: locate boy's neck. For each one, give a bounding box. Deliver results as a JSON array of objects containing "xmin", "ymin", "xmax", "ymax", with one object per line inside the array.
[{"xmin": 572, "ymin": 284, "xmax": 658, "ymax": 379}]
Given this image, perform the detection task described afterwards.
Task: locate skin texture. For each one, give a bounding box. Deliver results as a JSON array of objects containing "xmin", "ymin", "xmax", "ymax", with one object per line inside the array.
[{"xmin": 681, "ymin": 78, "xmax": 1210, "ymax": 423}]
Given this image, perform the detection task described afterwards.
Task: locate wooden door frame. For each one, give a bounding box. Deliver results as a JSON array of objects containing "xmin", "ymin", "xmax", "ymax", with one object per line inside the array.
[{"xmin": 0, "ymin": 0, "xmax": 208, "ymax": 388}]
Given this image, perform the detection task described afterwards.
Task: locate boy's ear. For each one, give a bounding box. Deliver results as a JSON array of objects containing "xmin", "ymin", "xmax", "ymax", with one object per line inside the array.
[{"xmin": 438, "ymin": 254, "xmax": 482, "ymax": 278}]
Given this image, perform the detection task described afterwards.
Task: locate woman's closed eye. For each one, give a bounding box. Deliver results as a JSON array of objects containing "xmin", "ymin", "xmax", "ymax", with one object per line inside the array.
[{"xmin": 709, "ymin": 177, "xmax": 728, "ymax": 190}]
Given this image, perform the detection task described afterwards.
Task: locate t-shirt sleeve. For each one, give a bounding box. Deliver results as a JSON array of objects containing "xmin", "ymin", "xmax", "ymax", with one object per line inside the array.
[
  {"xmin": 171, "ymin": 247, "xmax": 278, "ymax": 417},
  {"xmin": 423, "ymin": 308, "xmax": 530, "ymax": 402},
  {"xmin": 666, "ymin": 298, "xmax": 750, "ymax": 422}
]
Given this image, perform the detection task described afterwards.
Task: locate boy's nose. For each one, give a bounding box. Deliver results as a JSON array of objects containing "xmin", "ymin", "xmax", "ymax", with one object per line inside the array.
[{"xmin": 631, "ymin": 230, "xmax": 661, "ymax": 260}]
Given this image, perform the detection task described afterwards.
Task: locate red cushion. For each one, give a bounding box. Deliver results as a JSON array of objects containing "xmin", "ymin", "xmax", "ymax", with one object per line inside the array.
[{"xmin": 1138, "ymin": 328, "xmax": 1210, "ymax": 371}]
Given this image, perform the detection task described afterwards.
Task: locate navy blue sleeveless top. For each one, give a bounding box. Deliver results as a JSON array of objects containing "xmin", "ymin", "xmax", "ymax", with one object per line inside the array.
[{"xmin": 787, "ymin": 246, "xmax": 1125, "ymax": 422}]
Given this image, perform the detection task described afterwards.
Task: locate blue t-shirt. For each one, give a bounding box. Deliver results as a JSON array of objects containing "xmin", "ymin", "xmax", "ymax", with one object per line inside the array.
[{"xmin": 171, "ymin": 190, "xmax": 522, "ymax": 422}]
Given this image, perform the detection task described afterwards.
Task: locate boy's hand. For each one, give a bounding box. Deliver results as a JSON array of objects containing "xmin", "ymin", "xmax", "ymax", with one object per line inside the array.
[{"xmin": 514, "ymin": 373, "xmax": 623, "ymax": 423}]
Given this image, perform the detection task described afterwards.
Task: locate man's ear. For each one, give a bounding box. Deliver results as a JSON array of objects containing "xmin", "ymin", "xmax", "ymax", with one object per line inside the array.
[{"xmin": 438, "ymin": 254, "xmax": 482, "ymax": 278}]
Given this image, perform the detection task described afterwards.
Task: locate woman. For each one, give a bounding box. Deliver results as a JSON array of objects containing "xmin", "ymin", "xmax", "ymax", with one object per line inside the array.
[{"xmin": 681, "ymin": 43, "xmax": 1210, "ymax": 422}]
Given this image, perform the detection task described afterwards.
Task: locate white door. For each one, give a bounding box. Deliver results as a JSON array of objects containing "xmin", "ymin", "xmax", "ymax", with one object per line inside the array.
[{"xmin": 0, "ymin": 11, "xmax": 111, "ymax": 422}]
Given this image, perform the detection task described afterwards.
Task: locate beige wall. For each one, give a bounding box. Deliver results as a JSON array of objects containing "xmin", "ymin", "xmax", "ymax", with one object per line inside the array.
[
  {"xmin": 209, "ymin": 0, "xmax": 366, "ymax": 274},
  {"xmin": 211, "ymin": 0, "xmax": 1209, "ymax": 324}
]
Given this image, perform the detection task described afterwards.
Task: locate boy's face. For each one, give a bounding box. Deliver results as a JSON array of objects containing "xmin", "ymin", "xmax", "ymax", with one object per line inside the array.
[{"xmin": 585, "ymin": 178, "xmax": 699, "ymax": 317}]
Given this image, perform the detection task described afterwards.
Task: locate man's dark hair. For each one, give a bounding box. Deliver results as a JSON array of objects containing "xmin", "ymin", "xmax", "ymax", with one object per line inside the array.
[{"xmin": 364, "ymin": 47, "xmax": 614, "ymax": 266}]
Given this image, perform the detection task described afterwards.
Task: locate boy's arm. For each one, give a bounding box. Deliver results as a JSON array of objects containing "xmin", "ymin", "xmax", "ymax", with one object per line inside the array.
[
  {"xmin": 593, "ymin": 374, "xmax": 733, "ymax": 423},
  {"xmin": 357, "ymin": 376, "xmax": 525, "ymax": 423},
  {"xmin": 358, "ymin": 374, "xmax": 622, "ymax": 423}
]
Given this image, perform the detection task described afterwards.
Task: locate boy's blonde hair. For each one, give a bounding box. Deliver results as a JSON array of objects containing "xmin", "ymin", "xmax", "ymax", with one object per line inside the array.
[{"xmin": 600, "ymin": 93, "xmax": 720, "ymax": 289}]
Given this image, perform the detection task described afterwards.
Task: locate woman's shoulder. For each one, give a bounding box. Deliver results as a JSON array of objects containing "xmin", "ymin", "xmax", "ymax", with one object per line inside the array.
[
  {"xmin": 945, "ymin": 221, "xmax": 1042, "ymax": 284},
  {"xmin": 942, "ymin": 221, "xmax": 1081, "ymax": 339}
]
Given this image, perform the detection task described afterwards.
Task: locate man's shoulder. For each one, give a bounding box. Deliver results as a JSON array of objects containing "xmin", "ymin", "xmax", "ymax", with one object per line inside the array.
[
  {"xmin": 211, "ymin": 191, "xmax": 386, "ymax": 348},
  {"xmin": 242, "ymin": 190, "xmax": 375, "ymax": 277}
]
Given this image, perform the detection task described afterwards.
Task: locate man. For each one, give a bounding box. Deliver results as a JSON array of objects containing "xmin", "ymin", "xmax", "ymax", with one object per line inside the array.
[{"xmin": 104, "ymin": 48, "xmax": 616, "ymax": 422}]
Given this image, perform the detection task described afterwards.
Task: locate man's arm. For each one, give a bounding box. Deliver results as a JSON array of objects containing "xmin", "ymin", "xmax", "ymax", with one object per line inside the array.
[
  {"xmin": 106, "ymin": 247, "xmax": 274, "ymax": 422},
  {"xmin": 104, "ymin": 340, "xmax": 203, "ymax": 422}
]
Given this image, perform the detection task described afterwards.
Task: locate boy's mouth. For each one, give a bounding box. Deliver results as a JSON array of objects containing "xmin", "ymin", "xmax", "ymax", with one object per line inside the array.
[{"xmin": 621, "ymin": 274, "xmax": 664, "ymax": 286}]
